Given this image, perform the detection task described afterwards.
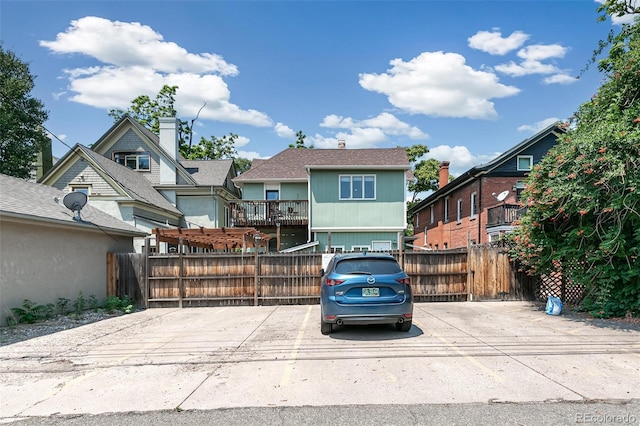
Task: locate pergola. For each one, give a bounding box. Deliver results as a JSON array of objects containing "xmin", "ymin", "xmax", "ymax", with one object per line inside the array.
[{"xmin": 152, "ymin": 227, "xmax": 272, "ymax": 252}]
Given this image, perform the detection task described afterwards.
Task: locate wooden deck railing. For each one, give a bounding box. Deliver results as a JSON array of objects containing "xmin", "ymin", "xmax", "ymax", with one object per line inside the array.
[{"xmin": 230, "ymin": 200, "xmax": 309, "ymax": 227}]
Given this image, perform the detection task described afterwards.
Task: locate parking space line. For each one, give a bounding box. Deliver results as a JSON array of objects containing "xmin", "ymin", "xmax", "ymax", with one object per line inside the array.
[
  {"xmin": 279, "ymin": 305, "xmax": 312, "ymax": 387},
  {"xmin": 415, "ymin": 320, "xmax": 504, "ymax": 383}
]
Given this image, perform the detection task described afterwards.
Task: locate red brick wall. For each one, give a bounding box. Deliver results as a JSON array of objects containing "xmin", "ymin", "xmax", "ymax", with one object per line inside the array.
[{"xmin": 412, "ymin": 176, "xmax": 524, "ymax": 249}]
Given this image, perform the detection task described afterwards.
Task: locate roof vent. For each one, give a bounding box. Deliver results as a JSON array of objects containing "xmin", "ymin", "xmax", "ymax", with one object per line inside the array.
[{"xmin": 338, "ymin": 140, "xmax": 346, "ymax": 149}]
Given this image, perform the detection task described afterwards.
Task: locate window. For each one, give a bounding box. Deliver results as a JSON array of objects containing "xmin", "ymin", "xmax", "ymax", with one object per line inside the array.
[
  {"xmin": 515, "ymin": 180, "xmax": 526, "ymax": 202},
  {"xmin": 457, "ymin": 199, "xmax": 463, "ymax": 223},
  {"xmin": 351, "ymin": 245, "xmax": 371, "ymax": 252},
  {"xmin": 339, "ymin": 175, "xmax": 375, "ymax": 200},
  {"xmin": 71, "ymin": 185, "xmax": 90, "ymax": 195},
  {"xmin": 430, "ymin": 205, "xmax": 434, "ymax": 224},
  {"xmin": 470, "ymin": 192, "xmax": 477, "ymax": 219},
  {"xmin": 330, "ymin": 246, "xmax": 345, "ymax": 254},
  {"xmin": 371, "ymin": 241, "xmax": 392, "ymax": 251},
  {"xmin": 114, "ymin": 151, "xmax": 150, "ymax": 171},
  {"xmin": 444, "ymin": 196, "xmax": 449, "ymax": 223},
  {"xmin": 265, "ymin": 189, "xmax": 279, "ymax": 200},
  {"xmin": 517, "ymin": 155, "xmax": 533, "ymax": 171}
]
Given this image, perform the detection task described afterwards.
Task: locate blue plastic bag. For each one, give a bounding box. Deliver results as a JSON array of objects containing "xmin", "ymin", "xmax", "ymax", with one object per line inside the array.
[{"xmin": 545, "ymin": 296, "xmax": 562, "ymax": 315}]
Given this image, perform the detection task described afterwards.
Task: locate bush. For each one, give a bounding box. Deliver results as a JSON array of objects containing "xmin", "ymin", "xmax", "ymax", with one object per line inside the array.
[{"xmin": 10, "ymin": 299, "xmax": 54, "ymax": 324}]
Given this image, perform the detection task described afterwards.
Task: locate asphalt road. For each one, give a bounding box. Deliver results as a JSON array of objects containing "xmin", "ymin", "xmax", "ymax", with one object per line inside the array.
[{"xmin": 1, "ymin": 301, "xmax": 639, "ymax": 425}]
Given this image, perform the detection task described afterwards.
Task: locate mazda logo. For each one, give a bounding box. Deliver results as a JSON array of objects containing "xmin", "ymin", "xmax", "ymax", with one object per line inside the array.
[{"xmin": 367, "ymin": 276, "xmax": 376, "ymax": 285}]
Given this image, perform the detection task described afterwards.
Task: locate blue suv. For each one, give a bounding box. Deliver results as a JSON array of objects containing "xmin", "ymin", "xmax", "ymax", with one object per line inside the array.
[{"xmin": 320, "ymin": 252, "xmax": 413, "ymax": 335}]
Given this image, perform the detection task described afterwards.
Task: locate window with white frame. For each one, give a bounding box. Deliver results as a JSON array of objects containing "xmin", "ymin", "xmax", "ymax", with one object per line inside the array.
[
  {"xmin": 444, "ymin": 196, "xmax": 449, "ymax": 223},
  {"xmin": 457, "ymin": 199, "xmax": 462, "ymax": 223},
  {"xmin": 339, "ymin": 175, "xmax": 376, "ymax": 200},
  {"xmin": 351, "ymin": 245, "xmax": 370, "ymax": 252},
  {"xmin": 470, "ymin": 192, "xmax": 477, "ymax": 219},
  {"xmin": 71, "ymin": 185, "xmax": 90, "ymax": 195},
  {"xmin": 517, "ymin": 155, "xmax": 533, "ymax": 171},
  {"xmin": 114, "ymin": 151, "xmax": 150, "ymax": 171},
  {"xmin": 330, "ymin": 246, "xmax": 345, "ymax": 254}
]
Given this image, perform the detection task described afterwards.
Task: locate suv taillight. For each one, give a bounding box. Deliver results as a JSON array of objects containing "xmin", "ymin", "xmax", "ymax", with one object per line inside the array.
[
  {"xmin": 396, "ymin": 277, "xmax": 411, "ymax": 285},
  {"xmin": 325, "ymin": 278, "xmax": 345, "ymax": 286}
]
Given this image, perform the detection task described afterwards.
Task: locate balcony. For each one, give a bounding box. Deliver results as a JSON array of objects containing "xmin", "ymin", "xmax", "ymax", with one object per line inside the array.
[
  {"xmin": 486, "ymin": 204, "xmax": 527, "ymax": 227},
  {"xmin": 230, "ymin": 200, "xmax": 309, "ymax": 227}
]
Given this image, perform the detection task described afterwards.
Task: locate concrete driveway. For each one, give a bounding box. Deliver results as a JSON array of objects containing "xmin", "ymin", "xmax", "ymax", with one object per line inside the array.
[{"xmin": 1, "ymin": 301, "xmax": 639, "ymax": 420}]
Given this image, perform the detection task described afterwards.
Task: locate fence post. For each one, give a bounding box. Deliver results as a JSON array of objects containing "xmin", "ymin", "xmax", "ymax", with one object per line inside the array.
[
  {"xmin": 254, "ymin": 246, "xmax": 259, "ymax": 306},
  {"xmin": 143, "ymin": 236, "xmax": 149, "ymax": 309},
  {"xmin": 178, "ymin": 237, "xmax": 184, "ymax": 309}
]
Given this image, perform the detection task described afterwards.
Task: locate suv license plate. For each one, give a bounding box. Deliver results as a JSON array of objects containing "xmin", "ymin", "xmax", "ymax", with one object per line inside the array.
[{"xmin": 362, "ymin": 287, "xmax": 379, "ymax": 297}]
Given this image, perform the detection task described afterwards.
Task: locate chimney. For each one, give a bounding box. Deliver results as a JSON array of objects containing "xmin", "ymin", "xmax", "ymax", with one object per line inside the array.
[
  {"xmin": 338, "ymin": 139, "xmax": 346, "ymax": 149},
  {"xmin": 159, "ymin": 117, "xmax": 180, "ymax": 185},
  {"xmin": 438, "ymin": 161, "xmax": 450, "ymax": 189}
]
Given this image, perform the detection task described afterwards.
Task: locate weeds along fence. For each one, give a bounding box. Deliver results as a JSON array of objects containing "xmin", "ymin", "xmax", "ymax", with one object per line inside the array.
[{"xmin": 107, "ymin": 245, "xmax": 538, "ymax": 308}]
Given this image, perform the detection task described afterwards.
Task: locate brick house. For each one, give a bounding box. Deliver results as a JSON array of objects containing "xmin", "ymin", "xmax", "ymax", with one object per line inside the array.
[{"xmin": 409, "ymin": 122, "xmax": 564, "ymax": 249}]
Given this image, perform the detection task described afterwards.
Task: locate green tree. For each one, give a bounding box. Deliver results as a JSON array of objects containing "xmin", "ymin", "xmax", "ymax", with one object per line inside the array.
[
  {"xmin": 185, "ymin": 133, "xmax": 239, "ymax": 160},
  {"xmin": 405, "ymin": 144, "xmax": 441, "ymax": 203},
  {"xmin": 403, "ymin": 144, "xmax": 442, "ymax": 236},
  {"xmin": 289, "ymin": 130, "xmax": 313, "ymax": 149},
  {"xmin": 0, "ymin": 45, "xmax": 50, "ymax": 179},
  {"xmin": 234, "ymin": 157, "xmax": 252, "ymax": 175},
  {"xmin": 111, "ymin": 85, "xmax": 251, "ymax": 170},
  {"xmin": 509, "ymin": 4, "xmax": 640, "ymax": 317}
]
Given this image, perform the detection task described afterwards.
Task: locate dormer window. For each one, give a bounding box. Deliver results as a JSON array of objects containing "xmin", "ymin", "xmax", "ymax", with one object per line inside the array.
[
  {"xmin": 517, "ymin": 155, "xmax": 533, "ymax": 171},
  {"xmin": 114, "ymin": 151, "xmax": 150, "ymax": 171}
]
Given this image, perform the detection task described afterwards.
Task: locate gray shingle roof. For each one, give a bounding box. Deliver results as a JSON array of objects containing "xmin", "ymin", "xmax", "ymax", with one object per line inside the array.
[
  {"xmin": 234, "ymin": 148, "xmax": 410, "ymax": 182},
  {"xmin": 0, "ymin": 173, "xmax": 146, "ymax": 236},
  {"xmin": 180, "ymin": 159, "xmax": 234, "ymax": 185},
  {"xmin": 78, "ymin": 146, "xmax": 181, "ymax": 215}
]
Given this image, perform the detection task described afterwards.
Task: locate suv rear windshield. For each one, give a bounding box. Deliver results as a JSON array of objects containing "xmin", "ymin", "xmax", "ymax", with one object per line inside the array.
[{"xmin": 334, "ymin": 258, "xmax": 402, "ymax": 275}]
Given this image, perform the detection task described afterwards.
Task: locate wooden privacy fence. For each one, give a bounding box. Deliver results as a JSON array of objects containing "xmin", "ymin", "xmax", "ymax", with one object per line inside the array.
[{"xmin": 107, "ymin": 246, "xmax": 537, "ymax": 308}]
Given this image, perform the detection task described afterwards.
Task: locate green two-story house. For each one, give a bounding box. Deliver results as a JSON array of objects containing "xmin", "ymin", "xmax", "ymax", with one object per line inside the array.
[{"xmin": 231, "ymin": 145, "xmax": 411, "ymax": 252}]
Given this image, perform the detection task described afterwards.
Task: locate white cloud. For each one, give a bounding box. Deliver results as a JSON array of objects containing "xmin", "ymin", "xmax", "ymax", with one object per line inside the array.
[
  {"xmin": 320, "ymin": 112, "xmax": 429, "ymax": 142},
  {"xmin": 517, "ymin": 44, "xmax": 568, "ymax": 61},
  {"xmin": 468, "ymin": 29, "xmax": 529, "ymax": 55},
  {"xmin": 234, "ymin": 135, "xmax": 250, "ymax": 148},
  {"xmin": 494, "ymin": 44, "xmax": 570, "ymax": 79},
  {"xmin": 543, "ymin": 74, "xmax": 579, "ymax": 85},
  {"xmin": 40, "ymin": 16, "xmax": 238, "ymax": 75},
  {"xmin": 274, "ymin": 122, "xmax": 296, "ymax": 139},
  {"xmin": 312, "ymin": 127, "xmax": 389, "ymax": 149},
  {"xmin": 494, "ymin": 60, "xmax": 561, "ymax": 77},
  {"xmin": 425, "ymin": 145, "xmax": 500, "ymax": 177},
  {"xmin": 237, "ymin": 150, "xmax": 266, "ymax": 161},
  {"xmin": 359, "ymin": 51, "xmax": 520, "ymax": 119},
  {"xmin": 40, "ymin": 16, "xmax": 272, "ymax": 127},
  {"xmin": 517, "ymin": 117, "xmax": 561, "ymax": 133}
]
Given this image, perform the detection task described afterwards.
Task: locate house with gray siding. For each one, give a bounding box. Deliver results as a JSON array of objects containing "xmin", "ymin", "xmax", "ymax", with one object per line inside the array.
[
  {"xmin": 0, "ymin": 173, "xmax": 145, "ymax": 318},
  {"xmin": 40, "ymin": 116, "xmax": 240, "ymax": 252},
  {"xmin": 231, "ymin": 145, "xmax": 411, "ymax": 252}
]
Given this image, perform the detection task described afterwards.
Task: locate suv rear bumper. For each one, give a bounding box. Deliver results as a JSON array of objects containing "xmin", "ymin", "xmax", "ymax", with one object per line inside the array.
[{"xmin": 324, "ymin": 313, "xmax": 412, "ymax": 326}]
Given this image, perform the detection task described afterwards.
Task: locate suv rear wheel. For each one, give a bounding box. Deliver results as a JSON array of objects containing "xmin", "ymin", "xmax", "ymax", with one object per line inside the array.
[
  {"xmin": 321, "ymin": 320, "xmax": 333, "ymax": 335},
  {"xmin": 396, "ymin": 320, "xmax": 412, "ymax": 332}
]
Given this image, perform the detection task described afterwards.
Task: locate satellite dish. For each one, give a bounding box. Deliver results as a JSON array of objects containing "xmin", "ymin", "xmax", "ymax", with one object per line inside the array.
[
  {"xmin": 495, "ymin": 190, "xmax": 509, "ymax": 202},
  {"xmin": 62, "ymin": 191, "xmax": 88, "ymax": 221}
]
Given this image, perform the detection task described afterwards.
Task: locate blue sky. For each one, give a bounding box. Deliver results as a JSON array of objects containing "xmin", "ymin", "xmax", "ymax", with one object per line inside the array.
[{"xmin": 1, "ymin": 1, "xmax": 627, "ymax": 177}]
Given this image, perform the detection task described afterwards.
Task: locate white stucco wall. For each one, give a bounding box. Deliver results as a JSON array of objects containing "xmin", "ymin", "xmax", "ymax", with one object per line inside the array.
[{"xmin": 0, "ymin": 219, "xmax": 135, "ymax": 320}]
